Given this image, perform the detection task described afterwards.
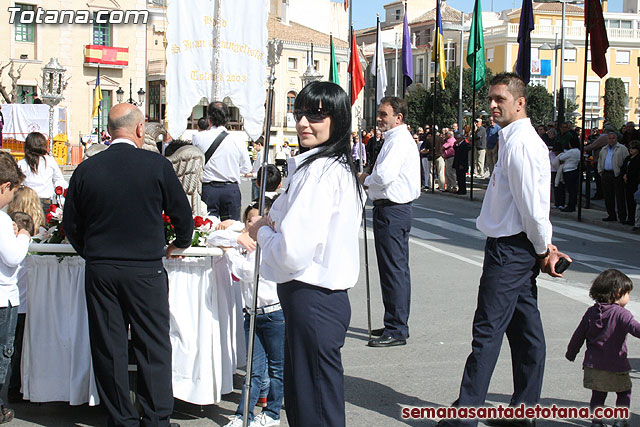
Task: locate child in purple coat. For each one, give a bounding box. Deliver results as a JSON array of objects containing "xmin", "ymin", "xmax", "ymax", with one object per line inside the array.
[{"xmin": 566, "ymin": 269, "xmax": 639, "ymax": 427}]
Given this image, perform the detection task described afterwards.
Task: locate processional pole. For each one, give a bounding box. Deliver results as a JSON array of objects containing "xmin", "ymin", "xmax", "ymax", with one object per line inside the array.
[{"xmin": 242, "ymin": 38, "xmax": 283, "ymax": 427}]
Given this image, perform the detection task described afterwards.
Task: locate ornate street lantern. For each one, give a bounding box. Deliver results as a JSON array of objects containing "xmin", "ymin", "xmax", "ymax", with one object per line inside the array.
[{"xmin": 41, "ymin": 57, "xmax": 66, "ymax": 153}]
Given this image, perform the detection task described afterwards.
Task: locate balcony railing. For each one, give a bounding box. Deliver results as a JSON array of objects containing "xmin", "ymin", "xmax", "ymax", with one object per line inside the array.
[{"xmin": 484, "ymin": 24, "xmax": 640, "ymax": 42}]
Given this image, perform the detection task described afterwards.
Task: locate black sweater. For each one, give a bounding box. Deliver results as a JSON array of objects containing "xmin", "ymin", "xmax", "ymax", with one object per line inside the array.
[{"xmin": 63, "ymin": 143, "xmax": 194, "ymax": 265}]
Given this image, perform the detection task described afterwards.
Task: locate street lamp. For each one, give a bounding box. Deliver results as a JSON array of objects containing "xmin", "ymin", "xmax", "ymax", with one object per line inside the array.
[
  {"xmin": 40, "ymin": 57, "xmax": 66, "ymax": 154},
  {"xmin": 116, "ymin": 86, "xmax": 125, "ymax": 103},
  {"xmin": 116, "ymin": 79, "xmax": 145, "ymax": 106},
  {"xmin": 540, "ymin": 38, "xmax": 576, "ymax": 121}
]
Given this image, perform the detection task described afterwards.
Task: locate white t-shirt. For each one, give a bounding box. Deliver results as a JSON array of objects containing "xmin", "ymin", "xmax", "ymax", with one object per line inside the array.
[{"xmin": 18, "ymin": 155, "xmax": 68, "ymax": 199}]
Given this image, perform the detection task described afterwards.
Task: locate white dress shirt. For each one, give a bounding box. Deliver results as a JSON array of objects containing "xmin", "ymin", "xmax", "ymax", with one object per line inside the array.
[
  {"xmin": 364, "ymin": 124, "xmax": 421, "ymax": 203},
  {"xmin": 0, "ymin": 211, "xmax": 30, "ymax": 307},
  {"xmin": 224, "ymin": 248, "xmax": 279, "ymax": 309},
  {"xmin": 251, "ymin": 149, "xmax": 264, "ymax": 178},
  {"xmin": 476, "ymin": 118, "xmax": 553, "ymax": 255},
  {"xmin": 257, "ymin": 148, "xmax": 364, "ymax": 290},
  {"xmin": 18, "ymin": 155, "xmax": 67, "ymax": 199},
  {"xmin": 557, "ymin": 148, "xmax": 581, "ymax": 172},
  {"xmin": 192, "ymin": 126, "xmax": 252, "ymax": 183}
]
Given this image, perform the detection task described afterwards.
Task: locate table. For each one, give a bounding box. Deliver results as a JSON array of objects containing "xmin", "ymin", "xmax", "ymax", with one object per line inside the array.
[{"xmin": 21, "ymin": 249, "xmax": 246, "ymax": 406}]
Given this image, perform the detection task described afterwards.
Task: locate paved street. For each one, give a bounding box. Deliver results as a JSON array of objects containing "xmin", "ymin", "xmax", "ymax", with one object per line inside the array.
[{"xmin": 8, "ymin": 179, "xmax": 640, "ymax": 426}]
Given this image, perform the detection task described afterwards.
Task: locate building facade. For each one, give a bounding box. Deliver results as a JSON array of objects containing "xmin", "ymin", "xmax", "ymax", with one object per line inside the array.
[{"xmin": 1, "ymin": 0, "xmax": 147, "ymax": 149}]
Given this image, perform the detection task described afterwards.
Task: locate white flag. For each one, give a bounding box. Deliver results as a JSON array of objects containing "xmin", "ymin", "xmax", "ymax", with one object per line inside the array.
[
  {"xmin": 166, "ymin": 0, "xmax": 268, "ymax": 140},
  {"xmin": 371, "ymin": 21, "xmax": 387, "ymax": 105}
]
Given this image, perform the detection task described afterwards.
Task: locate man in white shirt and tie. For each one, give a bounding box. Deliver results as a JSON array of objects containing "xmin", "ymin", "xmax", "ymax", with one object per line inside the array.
[
  {"xmin": 440, "ymin": 73, "xmax": 571, "ymax": 427},
  {"xmin": 359, "ymin": 96, "xmax": 420, "ymax": 348},
  {"xmin": 192, "ymin": 101, "xmax": 251, "ymax": 220}
]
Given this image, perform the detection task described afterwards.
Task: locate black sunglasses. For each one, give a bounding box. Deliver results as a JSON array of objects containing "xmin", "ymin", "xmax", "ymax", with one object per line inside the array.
[{"xmin": 293, "ymin": 108, "xmax": 329, "ymax": 123}]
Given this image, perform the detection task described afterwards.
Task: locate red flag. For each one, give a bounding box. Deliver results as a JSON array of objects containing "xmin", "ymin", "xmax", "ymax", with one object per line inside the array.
[
  {"xmin": 348, "ymin": 28, "xmax": 365, "ymax": 105},
  {"xmin": 585, "ymin": 0, "xmax": 609, "ymax": 78},
  {"xmin": 344, "ymin": 0, "xmax": 348, "ymax": 11}
]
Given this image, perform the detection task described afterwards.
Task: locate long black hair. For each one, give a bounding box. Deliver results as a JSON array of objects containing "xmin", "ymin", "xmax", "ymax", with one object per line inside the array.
[
  {"xmin": 24, "ymin": 132, "xmax": 49, "ymax": 174},
  {"xmin": 293, "ymin": 81, "xmax": 361, "ymax": 198}
]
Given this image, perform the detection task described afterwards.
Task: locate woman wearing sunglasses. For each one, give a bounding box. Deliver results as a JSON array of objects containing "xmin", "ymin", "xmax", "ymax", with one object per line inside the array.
[{"xmin": 249, "ymin": 81, "xmax": 363, "ymax": 427}]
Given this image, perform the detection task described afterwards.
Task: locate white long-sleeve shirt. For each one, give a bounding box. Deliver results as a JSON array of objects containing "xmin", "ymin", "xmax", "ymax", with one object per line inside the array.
[
  {"xmin": 257, "ymin": 148, "xmax": 363, "ymax": 290},
  {"xmin": 364, "ymin": 124, "xmax": 420, "ymax": 203},
  {"xmin": 192, "ymin": 126, "xmax": 251, "ymax": 183},
  {"xmin": 18, "ymin": 155, "xmax": 67, "ymax": 199},
  {"xmin": 224, "ymin": 248, "xmax": 279, "ymax": 309},
  {"xmin": 0, "ymin": 211, "xmax": 30, "ymax": 306},
  {"xmin": 476, "ymin": 118, "xmax": 553, "ymax": 255},
  {"xmin": 557, "ymin": 148, "xmax": 581, "ymax": 172}
]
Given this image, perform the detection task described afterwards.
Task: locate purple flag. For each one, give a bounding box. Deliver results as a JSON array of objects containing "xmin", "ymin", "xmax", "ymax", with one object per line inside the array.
[
  {"xmin": 402, "ymin": 6, "xmax": 413, "ymax": 94},
  {"xmin": 515, "ymin": 0, "xmax": 534, "ymax": 83}
]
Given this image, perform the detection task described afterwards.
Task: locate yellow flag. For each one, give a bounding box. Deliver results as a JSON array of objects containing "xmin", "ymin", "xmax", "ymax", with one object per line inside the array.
[{"xmin": 91, "ymin": 68, "xmax": 102, "ymax": 118}]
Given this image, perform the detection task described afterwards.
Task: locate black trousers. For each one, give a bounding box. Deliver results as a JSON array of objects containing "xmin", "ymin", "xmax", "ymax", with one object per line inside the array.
[
  {"xmin": 624, "ymin": 182, "xmax": 637, "ymax": 223},
  {"xmin": 563, "ymin": 169, "xmax": 579, "ymax": 210},
  {"xmin": 277, "ymin": 281, "xmax": 350, "ymax": 427},
  {"xmin": 456, "ymin": 165, "xmax": 467, "ymax": 194},
  {"xmin": 372, "ymin": 202, "xmax": 412, "ymax": 340},
  {"xmin": 453, "ymin": 234, "xmax": 545, "ymax": 426},
  {"xmin": 201, "ymin": 182, "xmax": 241, "ymax": 221},
  {"xmin": 85, "ymin": 262, "xmax": 173, "ymax": 427},
  {"xmin": 602, "ymin": 171, "xmax": 627, "ymax": 221}
]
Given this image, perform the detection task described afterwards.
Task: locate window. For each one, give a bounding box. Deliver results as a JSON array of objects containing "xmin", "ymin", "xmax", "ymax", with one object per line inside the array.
[
  {"xmin": 487, "ymin": 48, "xmax": 495, "ymax": 63},
  {"xmin": 617, "ymin": 50, "xmax": 630, "ymax": 64},
  {"xmin": 607, "ymin": 19, "xmax": 632, "ymax": 29},
  {"xmin": 14, "ymin": 4, "xmax": 35, "ymax": 42},
  {"xmin": 313, "ymin": 60, "xmax": 319, "ymax": 71},
  {"xmin": 563, "ymin": 49, "xmax": 576, "ymax": 63},
  {"xmin": 539, "ymin": 18, "xmax": 552, "ymax": 27},
  {"xmin": 444, "ymin": 41, "xmax": 456, "ymax": 71},
  {"xmin": 92, "ymin": 90, "xmax": 112, "ymax": 131},
  {"xmin": 395, "ymin": 9, "xmax": 401, "ymax": 21},
  {"xmin": 415, "ymin": 57, "xmax": 424, "ymax": 83},
  {"xmin": 93, "ymin": 13, "xmax": 112, "ymax": 46},
  {"xmin": 148, "ymin": 81, "xmax": 165, "ymax": 122},
  {"xmin": 585, "ymin": 81, "xmax": 600, "ymax": 106},
  {"xmin": 563, "ymin": 81, "xmax": 576, "ymax": 104},
  {"xmin": 288, "ymin": 57, "xmax": 297, "ymax": 70},
  {"xmin": 286, "ymin": 91, "xmax": 296, "ymax": 113},
  {"xmin": 17, "ymin": 85, "xmax": 36, "ymax": 103}
]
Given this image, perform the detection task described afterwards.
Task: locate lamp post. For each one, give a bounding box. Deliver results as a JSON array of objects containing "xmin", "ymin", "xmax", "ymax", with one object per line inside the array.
[
  {"xmin": 540, "ymin": 38, "xmax": 575, "ymax": 122},
  {"xmin": 116, "ymin": 79, "xmax": 145, "ymax": 106},
  {"xmin": 40, "ymin": 57, "xmax": 66, "ymax": 154}
]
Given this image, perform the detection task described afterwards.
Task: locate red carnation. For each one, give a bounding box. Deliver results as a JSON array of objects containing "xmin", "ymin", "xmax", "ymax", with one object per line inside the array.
[
  {"xmin": 55, "ymin": 186, "xmax": 64, "ymax": 196},
  {"xmin": 48, "ymin": 204, "xmax": 57, "ymax": 213},
  {"xmin": 203, "ymin": 218, "xmax": 213, "ymax": 227},
  {"xmin": 194, "ymin": 216, "xmax": 204, "ymax": 227},
  {"xmin": 46, "ymin": 212, "xmax": 54, "ymax": 223},
  {"xmin": 162, "ymin": 213, "xmax": 171, "ymax": 224}
]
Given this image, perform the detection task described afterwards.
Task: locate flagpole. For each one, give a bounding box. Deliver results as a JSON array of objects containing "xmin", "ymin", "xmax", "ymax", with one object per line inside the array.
[
  {"xmin": 348, "ymin": 0, "xmax": 353, "ymax": 102},
  {"xmin": 430, "ymin": 2, "xmax": 439, "ymax": 194},
  {"xmin": 577, "ymin": 1, "xmax": 592, "ymax": 222},
  {"xmin": 470, "ymin": 58, "xmax": 477, "ymax": 200},
  {"xmin": 241, "ymin": 39, "xmax": 281, "ymax": 427},
  {"xmin": 375, "ymin": 14, "xmax": 379, "ymax": 116}
]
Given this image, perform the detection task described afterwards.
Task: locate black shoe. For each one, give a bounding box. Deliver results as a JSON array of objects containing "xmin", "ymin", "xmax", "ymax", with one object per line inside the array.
[
  {"xmin": 456, "ymin": 190, "xmax": 467, "ymax": 195},
  {"xmin": 592, "ymin": 195, "xmax": 603, "ymax": 200},
  {"xmin": 169, "ymin": 423, "xmax": 180, "ymax": 427},
  {"xmin": 371, "ymin": 327, "xmax": 385, "ymax": 337},
  {"xmin": 6, "ymin": 389, "xmax": 23, "ymax": 404},
  {"xmin": 623, "ymin": 220, "xmax": 634, "ymax": 225},
  {"xmin": 633, "ymin": 227, "xmax": 640, "ymax": 232},
  {"xmin": 602, "ymin": 216, "xmax": 617, "ymax": 222},
  {"xmin": 367, "ymin": 335, "xmax": 406, "ymax": 347},
  {"xmin": 560, "ymin": 207, "xmax": 575, "ymax": 212}
]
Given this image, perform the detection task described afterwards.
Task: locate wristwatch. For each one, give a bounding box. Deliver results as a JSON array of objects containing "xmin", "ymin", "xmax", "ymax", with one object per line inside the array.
[{"xmin": 535, "ymin": 248, "xmax": 550, "ymax": 260}]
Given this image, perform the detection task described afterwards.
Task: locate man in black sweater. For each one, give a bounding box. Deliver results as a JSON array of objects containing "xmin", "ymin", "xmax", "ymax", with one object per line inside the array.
[{"xmin": 63, "ymin": 103, "xmax": 193, "ymax": 427}]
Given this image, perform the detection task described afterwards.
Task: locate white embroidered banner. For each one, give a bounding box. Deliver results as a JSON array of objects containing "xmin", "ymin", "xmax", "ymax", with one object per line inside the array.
[{"xmin": 166, "ymin": 0, "xmax": 268, "ymax": 141}]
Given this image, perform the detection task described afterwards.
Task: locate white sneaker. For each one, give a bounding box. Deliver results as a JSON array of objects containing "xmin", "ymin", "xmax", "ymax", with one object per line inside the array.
[
  {"xmin": 224, "ymin": 415, "xmax": 245, "ymax": 427},
  {"xmin": 250, "ymin": 412, "xmax": 280, "ymax": 427}
]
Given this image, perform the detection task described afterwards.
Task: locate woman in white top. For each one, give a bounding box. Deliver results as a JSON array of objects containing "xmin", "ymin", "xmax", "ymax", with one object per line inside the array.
[
  {"xmin": 555, "ymin": 134, "xmax": 581, "ymax": 212},
  {"xmin": 17, "ymin": 132, "xmax": 67, "ymax": 210},
  {"xmin": 249, "ymin": 81, "xmax": 363, "ymax": 427}
]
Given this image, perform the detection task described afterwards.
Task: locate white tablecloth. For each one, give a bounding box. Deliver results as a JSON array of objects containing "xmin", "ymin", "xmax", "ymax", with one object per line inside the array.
[{"xmin": 21, "ymin": 255, "xmax": 246, "ymax": 406}]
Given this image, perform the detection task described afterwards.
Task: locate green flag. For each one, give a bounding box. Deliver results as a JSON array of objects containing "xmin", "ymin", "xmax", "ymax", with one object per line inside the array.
[
  {"xmin": 466, "ymin": 0, "xmax": 485, "ymax": 91},
  {"xmin": 329, "ymin": 35, "xmax": 340, "ymax": 85}
]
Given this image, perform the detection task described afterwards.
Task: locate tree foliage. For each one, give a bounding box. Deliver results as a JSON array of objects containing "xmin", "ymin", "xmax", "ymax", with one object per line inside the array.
[
  {"xmin": 526, "ymin": 85, "xmax": 554, "ymax": 126},
  {"xmin": 405, "ymin": 66, "xmax": 494, "ymax": 131},
  {"xmin": 604, "ymin": 78, "xmax": 626, "ymax": 130}
]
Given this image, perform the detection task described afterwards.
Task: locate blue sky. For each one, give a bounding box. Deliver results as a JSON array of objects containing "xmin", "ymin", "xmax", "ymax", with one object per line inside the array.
[{"xmin": 332, "ymin": 0, "xmax": 624, "ymax": 30}]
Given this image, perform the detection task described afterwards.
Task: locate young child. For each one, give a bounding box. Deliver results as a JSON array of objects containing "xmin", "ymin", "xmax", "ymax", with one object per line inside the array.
[
  {"xmin": 223, "ymin": 198, "xmax": 284, "ymax": 427},
  {"xmin": 7, "ymin": 193, "xmax": 40, "ymax": 404},
  {"xmin": 255, "ymin": 164, "xmax": 282, "ymax": 199},
  {"xmin": 0, "ymin": 152, "xmax": 30, "ymax": 422},
  {"xmin": 566, "ymin": 269, "xmax": 639, "ymax": 427}
]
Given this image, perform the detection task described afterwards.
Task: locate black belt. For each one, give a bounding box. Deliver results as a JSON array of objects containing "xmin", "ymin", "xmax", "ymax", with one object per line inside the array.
[
  {"xmin": 243, "ymin": 302, "xmax": 281, "ymax": 315},
  {"xmin": 602, "ymin": 170, "xmax": 614, "ymax": 174},
  {"xmin": 203, "ymin": 181, "xmax": 237, "ymax": 186},
  {"xmin": 373, "ymin": 199, "xmax": 408, "ymax": 207}
]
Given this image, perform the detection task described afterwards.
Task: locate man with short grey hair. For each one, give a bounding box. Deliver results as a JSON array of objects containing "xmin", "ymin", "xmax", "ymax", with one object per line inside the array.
[
  {"xmin": 473, "ymin": 118, "xmax": 487, "ymax": 178},
  {"xmin": 598, "ymin": 131, "xmax": 630, "ymax": 222}
]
